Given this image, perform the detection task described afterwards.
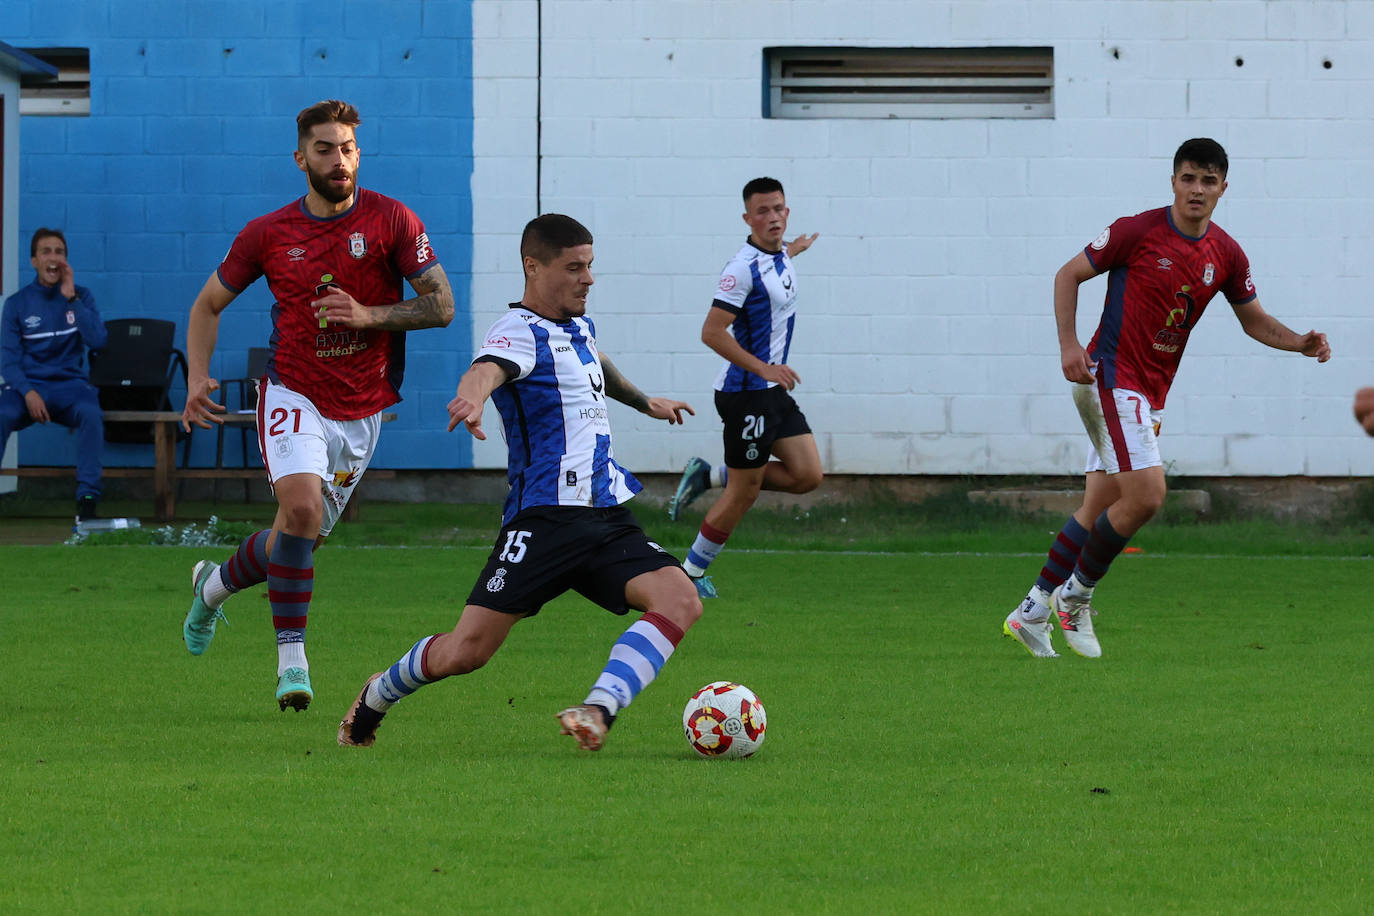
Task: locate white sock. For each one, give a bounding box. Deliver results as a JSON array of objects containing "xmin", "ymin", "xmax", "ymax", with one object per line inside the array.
[
  {"xmin": 1062, "ymin": 572, "xmax": 1094, "ymax": 600},
  {"xmin": 710, "ymin": 465, "xmax": 728, "ymax": 488},
  {"xmin": 277, "ymin": 641, "xmax": 308, "ymax": 675},
  {"xmin": 203, "ymin": 566, "xmax": 232, "ymax": 609},
  {"xmin": 1019, "ymin": 592, "xmax": 1050, "ymax": 623},
  {"xmin": 1027, "ymin": 585, "xmax": 1051, "ymax": 606}
]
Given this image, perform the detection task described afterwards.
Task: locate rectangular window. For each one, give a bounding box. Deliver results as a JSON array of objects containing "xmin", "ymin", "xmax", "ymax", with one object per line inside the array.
[
  {"xmin": 764, "ymin": 46, "xmax": 1053, "ymax": 119},
  {"xmin": 19, "ymin": 47, "xmax": 90, "ymax": 116}
]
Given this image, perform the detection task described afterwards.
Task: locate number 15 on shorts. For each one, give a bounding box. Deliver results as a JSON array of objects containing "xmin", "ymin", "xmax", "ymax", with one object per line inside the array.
[{"xmin": 500, "ymin": 530, "xmax": 531, "ymax": 563}]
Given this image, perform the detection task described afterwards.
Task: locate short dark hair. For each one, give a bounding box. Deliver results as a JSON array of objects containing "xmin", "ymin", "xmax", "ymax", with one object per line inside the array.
[
  {"xmin": 1173, "ymin": 138, "xmax": 1228, "ymax": 176},
  {"xmin": 297, "ymin": 99, "xmax": 361, "ymax": 146},
  {"xmin": 31, "ymin": 227, "xmax": 67, "ymax": 257},
  {"xmin": 742, "ymin": 177, "xmax": 784, "ymax": 204},
  {"xmin": 521, "ymin": 214, "xmax": 593, "ymax": 265}
]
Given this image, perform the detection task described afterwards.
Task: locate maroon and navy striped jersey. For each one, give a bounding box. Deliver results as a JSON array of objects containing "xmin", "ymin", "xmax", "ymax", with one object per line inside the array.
[
  {"xmin": 218, "ymin": 188, "xmax": 437, "ymax": 420},
  {"xmin": 1082, "ymin": 206, "xmax": 1255, "ymax": 409}
]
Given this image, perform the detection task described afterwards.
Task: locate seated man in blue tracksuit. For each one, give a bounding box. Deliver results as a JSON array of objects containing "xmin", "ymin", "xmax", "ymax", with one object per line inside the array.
[{"xmin": 0, "ymin": 228, "xmax": 107, "ymax": 521}]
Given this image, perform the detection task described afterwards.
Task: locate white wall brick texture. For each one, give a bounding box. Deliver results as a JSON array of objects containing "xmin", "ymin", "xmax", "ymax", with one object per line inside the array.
[{"xmin": 471, "ymin": 0, "xmax": 1374, "ymax": 476}]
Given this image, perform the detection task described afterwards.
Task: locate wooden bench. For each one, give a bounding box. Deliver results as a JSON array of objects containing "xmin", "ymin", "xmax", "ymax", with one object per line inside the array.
[{"xmin": 2, "ymin": 409, "xmax": 397, "ymax": 521}]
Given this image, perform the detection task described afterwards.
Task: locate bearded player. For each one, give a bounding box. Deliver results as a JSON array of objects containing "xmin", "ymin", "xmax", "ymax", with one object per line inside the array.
[{"xmin": 179, "ymin": 100, "xmax": 454, "ymax": 710}]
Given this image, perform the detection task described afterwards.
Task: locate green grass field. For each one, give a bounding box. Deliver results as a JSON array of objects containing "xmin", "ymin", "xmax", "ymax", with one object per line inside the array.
[{"xmin": 2, "ymin": 499, "xmax": 1372, "ymax": 913}]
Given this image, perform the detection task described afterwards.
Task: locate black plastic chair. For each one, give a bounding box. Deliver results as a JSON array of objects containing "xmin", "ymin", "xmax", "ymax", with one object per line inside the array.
[
  {"xmin": 89, "ymin": 318, "xmax": 192, "ymax": 467},
  {"xmin": 216, "ymin": 346, "xmax": 271, "ymax": 469}
]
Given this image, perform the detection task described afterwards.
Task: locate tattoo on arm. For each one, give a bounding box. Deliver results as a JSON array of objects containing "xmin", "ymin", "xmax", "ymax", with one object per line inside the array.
[
  {"xmin": 367, "ymin": 263, "xmax": 456, "ymax": 330},
  {"xmin": 601, "ymin": 355, "xmax": 651, "ymax": 412}
]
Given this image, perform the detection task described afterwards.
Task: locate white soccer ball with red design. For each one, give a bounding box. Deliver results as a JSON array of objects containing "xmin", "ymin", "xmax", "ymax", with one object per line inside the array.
[{"xmin": 682, "ymin": 681, "xmax": 767, "ymax": 758}]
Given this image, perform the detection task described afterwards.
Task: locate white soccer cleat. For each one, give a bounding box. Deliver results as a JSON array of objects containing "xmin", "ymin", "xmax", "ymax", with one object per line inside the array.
[
  {"xmin": 557, "ymin": 705, "xmax": 610, "ymax": 751},
  {"xmin": 1002, "ymin": 598, "xmax": 1058, "ymax": 658},
  {"xmin": 1051, "ymin": 584, "xmax": 1102, "ymax": 658}
]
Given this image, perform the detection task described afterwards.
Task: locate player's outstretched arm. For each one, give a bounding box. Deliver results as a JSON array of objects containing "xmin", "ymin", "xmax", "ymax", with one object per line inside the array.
[
  {"xmin": 447, "ymin": 359, "xmax": 510, "ymax": 439},
  {"xmin": 1232, "ymin": 300, "xmax": 1331, "ymax": 362},
  {"xmin": 1054, "ymin": 252, "xmax": 1099, "ymax": 384},
  {"xmin": 181, "ymin": 272, "xmax": 238, "ymax": 432},
  {"xmin": 601, "ymin": 354, "xmax": 695, "ymax": 424},
  {"xmin": 317, "ymin": 262, "xmax": 455, "ymax": 331},
  {"xmin": 786, "ymin": 233, "xmax": 819, "ymax": 257}
]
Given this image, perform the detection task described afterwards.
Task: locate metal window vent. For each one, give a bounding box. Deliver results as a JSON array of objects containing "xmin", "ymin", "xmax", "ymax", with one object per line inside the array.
[
  {"xmin": 19, "ymin": 47, "xmax": 90, "ymax": 116},
  {"xmin": 765, "ymin": 46, "xmax": 1053, "ymax": 119}
]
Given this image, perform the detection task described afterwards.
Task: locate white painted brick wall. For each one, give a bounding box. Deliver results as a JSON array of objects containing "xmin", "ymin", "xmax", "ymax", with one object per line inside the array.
[{"xmin": 470, "ymin": 0, "xmax": 1374, "ymax": 476}]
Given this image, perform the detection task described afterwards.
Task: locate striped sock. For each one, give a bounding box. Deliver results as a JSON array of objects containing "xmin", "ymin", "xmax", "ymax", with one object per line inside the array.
[
  {"xmin": 1034, "ymin": 516, "xmax": 1090, "ymax": 596},
  {"xmin": 585, "ymin": 612, "xmax": 684, "ymax": 717},
  {"xmin": 1073, "ymin": 510, "xmax": 1131, "ymax": 588},
  {"xmin": 365, "ymin": 635, "xmax": 442, "ymax": 713},
  {"xmin": 206, "ymin": 529, "xmax": 271, "ymax": 607},
  {"xmin": 683, "ymin": 522, "xmax": 730, "ymax": 577},
  {"xmin": 268, "ymin": 532, "xmax": 314, "ymax": 671}
]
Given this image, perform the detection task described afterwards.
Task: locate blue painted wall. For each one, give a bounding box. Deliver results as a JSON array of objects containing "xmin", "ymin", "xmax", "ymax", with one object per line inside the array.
[{"xmin": 2, "ymin": 0, "xmax": 474, "ymax": 470}]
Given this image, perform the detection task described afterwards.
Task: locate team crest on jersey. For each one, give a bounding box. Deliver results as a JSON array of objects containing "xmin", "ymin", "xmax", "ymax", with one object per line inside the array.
[
  {"xmin": 66, "ymin": 310, "xmax": 76, "ymax": 325},
  {"xmin": 719, "ymin": 275, "xmax": 737, "ymax": 292},
  {"xmin": 347, "ymin": 232, "xmax": 367, "ymax": 259},
  {"xmin": 486, "ymin": 567, "xmax": 507, "ymax": 593},
  {"xmin": 1202, "ymin": 262, "xmax": 1215, "ymax": 286},
  {"xmin": 1091, "ymin": 227, "xmax": 1110, "ymax": 250}
]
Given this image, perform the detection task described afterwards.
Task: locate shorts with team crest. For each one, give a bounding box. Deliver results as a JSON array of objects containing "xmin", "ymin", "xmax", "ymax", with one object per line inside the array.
[
  {"xmin": 715, "ymin": 386, "xmax": 812, "ymax": 469},
  {"xmin": 467, "ymin": 505, "xmax": 684, "ymax": 617},
  {"xmin": 258, "ymin": 380, "xmax": 382, "ymax": 536}
]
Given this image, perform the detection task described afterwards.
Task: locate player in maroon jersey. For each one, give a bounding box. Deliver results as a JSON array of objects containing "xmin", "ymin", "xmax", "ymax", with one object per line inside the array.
[
  {"xmin": 177, "ymin": 100, "xmax": 454, "ymax": 710},
  {"xmin": 1004, "ymin": 138, "xmax": 1330, "ymax": 660}
]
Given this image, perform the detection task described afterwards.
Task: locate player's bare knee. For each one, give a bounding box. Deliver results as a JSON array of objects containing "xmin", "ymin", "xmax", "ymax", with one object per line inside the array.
[
  {"xmin": 651, "ymin": 575, "xmax": 703, "ymax": 631},
  {"xmin": 280, "ymin": 503, "xmax": 321, "ymax": 535},
  {"xmin": 793, "ymin": 468, "xmax": 823, "ymax": 493}
]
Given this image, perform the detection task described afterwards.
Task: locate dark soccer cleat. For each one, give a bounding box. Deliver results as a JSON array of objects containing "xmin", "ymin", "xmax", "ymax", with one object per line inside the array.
[{"xmin": 338, "ymin": 673, "xmax": 386, "ymax": 746}]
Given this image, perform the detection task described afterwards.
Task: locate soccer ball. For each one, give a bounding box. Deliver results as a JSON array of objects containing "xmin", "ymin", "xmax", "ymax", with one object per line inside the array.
[{"xmin": 682, "ymin": 681, "xmax": 767, "ymax": 758}]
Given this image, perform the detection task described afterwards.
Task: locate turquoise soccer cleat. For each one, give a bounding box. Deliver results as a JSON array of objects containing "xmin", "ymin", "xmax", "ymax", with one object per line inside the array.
[
  {"xmin": 668, "ymin": 457, "xmax": 712, "ymax": 521},
  {"xmin": 690, "ymin": 574, "xmax": 718, "ymax": 600},
  {"xmin": 183, "ymin": 561, "xmax": 228, "ymax": 656},
  {"xmin": 276, "ymin": 666, "xmax": 313, "ymax": 712}
]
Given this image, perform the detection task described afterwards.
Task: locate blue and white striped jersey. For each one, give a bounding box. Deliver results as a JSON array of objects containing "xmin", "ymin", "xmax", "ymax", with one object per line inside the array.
[
  {"xmin": 711, "ymin": 241, "xmax": 798, "ymax": 392},
  {"xmin": 475, "ymin": 306, "xmax": 643, "ymax": 524}
]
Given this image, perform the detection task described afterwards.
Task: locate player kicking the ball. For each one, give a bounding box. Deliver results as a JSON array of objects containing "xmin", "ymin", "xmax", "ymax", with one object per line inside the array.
[
  {"xmin": 1003, "ymin": 138, "xmax": 1330, "ymax": 660},
  {"xmin": 339, "ymin": 214, "xmax": 700, "ymax": 751}
]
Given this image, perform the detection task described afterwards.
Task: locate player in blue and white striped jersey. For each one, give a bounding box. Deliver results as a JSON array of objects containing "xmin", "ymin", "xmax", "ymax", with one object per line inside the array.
[
  {"xmin": 340, "ymin": 214, "xmax": 702, "ymax": 752},
  {"xmin": 669, "ymin": 178, "xmax": 824, "ymax": 598}
]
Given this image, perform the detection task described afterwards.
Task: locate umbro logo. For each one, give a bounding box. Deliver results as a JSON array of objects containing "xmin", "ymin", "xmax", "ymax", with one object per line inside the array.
[
  {"xmin": 1156, "ymin": 258, "xmax": 1173, "ymax": 270},
  {"xmin": 287, "ymin": 247, "xmax": 306, "ymax": 261}
]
